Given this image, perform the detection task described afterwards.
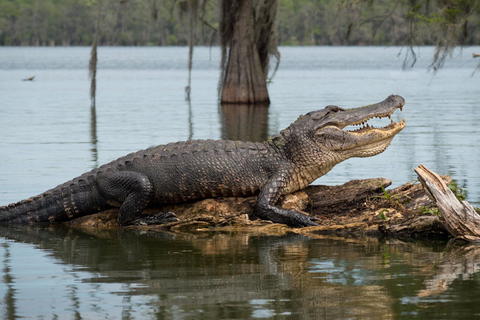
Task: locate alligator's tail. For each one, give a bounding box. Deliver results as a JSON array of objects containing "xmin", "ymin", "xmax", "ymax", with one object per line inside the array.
[{"xmin": 0, "ymin": 176, "xmax": 110, "ymax": 224}]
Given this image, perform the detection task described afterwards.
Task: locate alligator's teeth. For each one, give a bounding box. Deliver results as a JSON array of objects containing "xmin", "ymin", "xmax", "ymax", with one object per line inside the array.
[
  {"xmin": 390, "ymin": 119, "xmax": 394, "ymax": 124},
  {"xmin": 400, "ymin": 106, "xmax": 403, "ymax": 111},
  {"xmin": 388, "ymin": 115, "xmax": 391, "ymax": 119}
]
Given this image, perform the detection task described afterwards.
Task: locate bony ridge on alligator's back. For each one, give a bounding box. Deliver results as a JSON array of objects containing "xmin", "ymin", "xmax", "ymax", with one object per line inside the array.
[{"xmin": 0, "ymin": 95, "xmax": 406, "ymax": 228}]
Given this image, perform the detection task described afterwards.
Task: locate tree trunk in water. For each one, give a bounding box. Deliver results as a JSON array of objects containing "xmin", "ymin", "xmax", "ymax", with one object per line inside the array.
[{"xmin": 220, "ymin": 0, "xmax": 270, "ymax": 104}]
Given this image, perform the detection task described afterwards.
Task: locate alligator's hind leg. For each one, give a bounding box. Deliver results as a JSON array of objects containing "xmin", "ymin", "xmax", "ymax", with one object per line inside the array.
[
  {"xmin": 97, "ymin": 171, "xmax": 179, "ymax": 226},
  {"xmin": 94, "ymin": 171, "xmax": 150, "ymax": 225}
]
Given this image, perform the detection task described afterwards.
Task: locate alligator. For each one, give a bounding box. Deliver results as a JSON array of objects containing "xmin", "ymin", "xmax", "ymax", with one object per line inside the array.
[{"xmin": 0, "ymin": 95, "xmax": 406, "ymax": 228}]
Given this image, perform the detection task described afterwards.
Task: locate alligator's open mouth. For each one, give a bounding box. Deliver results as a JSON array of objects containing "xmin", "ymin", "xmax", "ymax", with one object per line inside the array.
[
  {"xmin": 312, "ymin": 95, "xmax": 406, "ymax": 156},
  {"xmin": 341, "ymin": 103, "xmax": 405, "ymax": 135}
]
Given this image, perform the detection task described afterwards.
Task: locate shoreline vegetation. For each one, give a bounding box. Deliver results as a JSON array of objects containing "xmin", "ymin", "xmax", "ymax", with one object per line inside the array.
[{"xmin": 2, "ymin": 0, "xmax": 479, "ymax": 48}]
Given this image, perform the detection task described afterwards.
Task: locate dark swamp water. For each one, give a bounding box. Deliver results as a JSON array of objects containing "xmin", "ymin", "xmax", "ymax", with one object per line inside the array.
[{"xmin": 0, "ymin": 46, "xmax": 480, "ymax": 319}]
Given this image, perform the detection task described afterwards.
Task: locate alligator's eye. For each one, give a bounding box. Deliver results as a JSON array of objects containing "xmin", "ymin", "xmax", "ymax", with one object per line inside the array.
[{"xmin": 310, "ymin": 105, "xmax": 345, "ymax": 121}]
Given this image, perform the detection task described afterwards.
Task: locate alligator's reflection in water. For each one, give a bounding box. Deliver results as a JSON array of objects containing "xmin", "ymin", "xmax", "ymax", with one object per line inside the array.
[{"xmin": 1, "ymin": 225, "xmax": 479, "ymax": 319}]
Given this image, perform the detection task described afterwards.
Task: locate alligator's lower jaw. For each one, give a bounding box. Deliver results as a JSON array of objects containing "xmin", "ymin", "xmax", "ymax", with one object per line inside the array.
[
  {"xmin": 341, "ymin": 118, "xmax": 405, "ymax": 158},
  {"xmin": 351, "ymin": 136, "xmax": 398, "ymax": 158}
]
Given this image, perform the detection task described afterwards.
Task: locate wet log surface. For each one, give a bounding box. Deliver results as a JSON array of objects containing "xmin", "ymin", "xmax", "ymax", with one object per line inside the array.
[{"xmin": 68, "ymin": 169, "xmax": 462, "ymax": 239}]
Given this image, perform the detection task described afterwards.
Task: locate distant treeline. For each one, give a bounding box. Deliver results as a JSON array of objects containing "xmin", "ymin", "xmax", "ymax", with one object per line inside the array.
[{"xmin": 1, "ymin": 0, "xmax": 479, "ymax": 46}]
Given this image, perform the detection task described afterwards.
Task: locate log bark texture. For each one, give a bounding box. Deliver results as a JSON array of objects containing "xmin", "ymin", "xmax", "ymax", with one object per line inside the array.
[{"xmin": 415, "ymin": 164, "xmax": 480, "ymax": 242}]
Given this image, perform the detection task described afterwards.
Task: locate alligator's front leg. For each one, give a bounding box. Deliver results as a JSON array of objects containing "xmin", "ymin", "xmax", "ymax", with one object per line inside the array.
[
  {"xmin": 254, "ymin": 171, "xmax": 319, "ymax": 228},
  {"xmin": 97, "ymin": 171, "xmax": 177, "ymax": 226}
]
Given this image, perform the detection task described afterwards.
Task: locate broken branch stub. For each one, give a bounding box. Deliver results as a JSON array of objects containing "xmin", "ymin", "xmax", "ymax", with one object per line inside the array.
[{"xmin": 415, "ymin": 165, "xmax": 480, "ymax": 242}]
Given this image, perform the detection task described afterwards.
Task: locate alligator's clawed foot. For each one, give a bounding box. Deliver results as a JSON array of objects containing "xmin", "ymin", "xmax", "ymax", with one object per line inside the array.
[
  {"xmin": 255, "ymin": 206, "xmax": 320, "ymax": 228},
  {"xmin": 287, "ymin": 210, "xmax": 319, "ymax": 228},
  {"xmin": 131, "ymin": 212, "xmax": 179, "ymax": 226}
]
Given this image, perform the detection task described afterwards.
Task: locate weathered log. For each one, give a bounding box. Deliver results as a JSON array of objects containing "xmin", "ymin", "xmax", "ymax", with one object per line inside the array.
[
  {"xmin": 301, "ymin": 177, "xmax": 450, "ymax": 238},
  {"xmin": 67, "ymin": 175, "xmax": 452, "ymax": 238},
  {"xmin": 382, "ymin": 215, "xmax": 446, "ymax": 237},
  {"xmin": 473, "ymin": 52, "xmax": 480, "ymax": 58},
  {"xmin": 415, "ymin": 165, "xmax": 480, "ymax": 242},
  {"xmin": 306, "ymin": 178, "xmax": 392, "ymax": 216}
]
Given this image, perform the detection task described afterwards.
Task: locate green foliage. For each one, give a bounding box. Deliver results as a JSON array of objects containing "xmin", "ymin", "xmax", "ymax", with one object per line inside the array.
[
  {"xmin": 376, "ymin": 184, "xmax": 397, "ymax": 202},
  {"xmin": 377, "ymin": 209, "xmax": 389, "ymax": 220},
  {"xmin": 419, "ymin": 206, "xmax": 442, "ymax": 216},
  {"xmin": 166, "ymin": 34, "xmax": 178, "ymax": 45},
  {"xmin": 0, "ymin": 0, "xmax": 479, "ymax": 48},
  {"xmin": 375, "ymin": 183, "xmax": 414, "ymax": 211},
  {"xmin": 447, "ymin": 181, "xmax": 466, "ymax": 202},
  {"xmin": 0, "ymin": 0, "xmax": 186, "ymax": 46},
  {"xmin": 376, "ymin": 183, "xmax": 402, "ymax": 204}
]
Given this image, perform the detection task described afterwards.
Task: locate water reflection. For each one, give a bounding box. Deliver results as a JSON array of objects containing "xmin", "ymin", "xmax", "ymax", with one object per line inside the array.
[
  {"xmin": 1, "ymin": 226, "xmax": 479, "ymax": 318},
  {"xmin": 220, "ymin": 103, "xmax": 269, "ymax": 142},
  {"xmin": 188, "ymin": 97, "xmax": 194, "ymax": 140},
  {"xmin": 90, "ymin": 105, "xmax": 98, "ymax": 167},
  {"xmin": 0, "ymin": 241, "xmax": 15, "ymax": 319},
  {"xmin": 418, "ymin": 241, "xmax": 480, "ymax": 297}
]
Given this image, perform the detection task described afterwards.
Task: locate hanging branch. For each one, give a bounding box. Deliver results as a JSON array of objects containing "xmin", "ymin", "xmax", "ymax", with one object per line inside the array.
[
  {"xmin": 177, "ymin": 0, "xmax": 204, "ymax": 101},
  {"xmin": 185, "ymin": 1, "xmax": 198, "ymax": 100},
  {"xmin": 254, "ymin": 0, "xmax": 281, "ymax": 82}
]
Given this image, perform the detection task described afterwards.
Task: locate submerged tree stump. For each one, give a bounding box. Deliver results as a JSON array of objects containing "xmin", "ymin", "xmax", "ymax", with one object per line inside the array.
[
  {"xmin": 415, "ymin": 165, "xmax": 480, "ymax": 242},
  {"xmin": 219, "ymin": 0, "xmax": 270, "ymax": 104}
]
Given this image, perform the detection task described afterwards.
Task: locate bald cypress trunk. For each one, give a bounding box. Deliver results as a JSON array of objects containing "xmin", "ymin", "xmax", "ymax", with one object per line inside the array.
[{"xmin": 220, "ymin": 0, "xmax": 271, "ymax": 104}]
